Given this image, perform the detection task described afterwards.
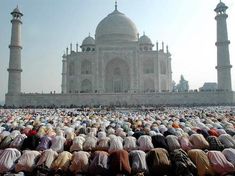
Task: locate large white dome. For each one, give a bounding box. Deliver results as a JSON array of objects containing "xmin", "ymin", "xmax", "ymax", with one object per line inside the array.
[{"xmin": 95, "ymin": 9, "xmax": 138, "ymax": 44}]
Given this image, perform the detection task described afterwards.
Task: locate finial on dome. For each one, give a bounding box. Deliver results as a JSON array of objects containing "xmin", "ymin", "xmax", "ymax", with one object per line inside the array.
[
  {"xmin": 115, "ymin": 1, "xmax": 117, "ymax": 11},
  {"xmin": 89, "ymin": 32, "xmax": 90, "ymax": 37}
]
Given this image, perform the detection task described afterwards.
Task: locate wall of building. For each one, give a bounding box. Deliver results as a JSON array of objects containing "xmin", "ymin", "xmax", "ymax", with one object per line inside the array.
[
  {"xmin": 5, "ymin": 91, "xmax": 235, "ymax": 107},
  {"xmin": 65, "ymin": 46, "xmax": 172, "ymax": 94}
]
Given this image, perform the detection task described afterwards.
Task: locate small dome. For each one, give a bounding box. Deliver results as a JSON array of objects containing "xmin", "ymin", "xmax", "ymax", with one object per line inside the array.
[
  {"xmin": 215, "ymin": 1, "xmax": 228, "ymax": 13},
  {"xmin": 82, "ymin": 36, "xmax": 95, "ymax": 46},
  {"xmin": 139, "ymin": 34, "xmax": 152, "ymax": 45},
  {"xmin": 11, "ymin": 7, "xmax": 23, "ymax": 16},
  {"xmin": 216, "ymin": 2, "xmax": 226, "ymax": 8},
  {"xmin": 95, "ymin": 9, "xmax": 138, "ymax": 44}
]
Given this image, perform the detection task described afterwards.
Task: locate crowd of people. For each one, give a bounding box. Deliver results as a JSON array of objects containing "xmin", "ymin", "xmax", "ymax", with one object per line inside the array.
[{"xmin": 0, "ymin": 106, "xmax": 235, "ymax": 176}]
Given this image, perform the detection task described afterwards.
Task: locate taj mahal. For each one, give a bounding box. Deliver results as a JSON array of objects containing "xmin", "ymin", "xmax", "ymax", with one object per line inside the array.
[
  {"xmin": 62, "ymin": 3, "xmax": 172, "ymax": 94},
  {"xmin": 5, "ymin": 1, "xmax": 235, "ymax": 107}
]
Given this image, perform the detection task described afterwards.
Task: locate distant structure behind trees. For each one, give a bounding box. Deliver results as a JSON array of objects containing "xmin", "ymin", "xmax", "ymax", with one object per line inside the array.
[
  {"xmin": 173, "ymin": 75, "xmax": 189, "ymax": 92},
  {"xmin": 199, "ymin": 82, "xmax": 217, "ymax": 92}
]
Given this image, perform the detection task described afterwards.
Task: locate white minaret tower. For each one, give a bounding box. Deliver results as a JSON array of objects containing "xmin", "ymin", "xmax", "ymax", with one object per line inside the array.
[
  {"xmin": 61, "ymin": 53, "xmax": 67, "ymax": 93},
  {"xmin": 215, "ymin": 1, "xmax": 232, "ymax": 91},
  {"xmin": 7, "ymin": 7, "xmax": 23, "ymax": 95}
]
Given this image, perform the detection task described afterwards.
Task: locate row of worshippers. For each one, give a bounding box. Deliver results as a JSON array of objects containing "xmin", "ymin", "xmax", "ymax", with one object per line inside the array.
[
  {"xmin": 0, "ymin": 122, "xmax": 235, "ymax": 153},
  {"xmin": 0, "ymin": 147, "xmax": 235, "ymax": 175},
  {"xmin": 0, "ymin": 128, "xmax": 235, "ymax": 175},
  {"xmin": 0, "ymin": 107, "xmax": 234, "ymax": 175}
]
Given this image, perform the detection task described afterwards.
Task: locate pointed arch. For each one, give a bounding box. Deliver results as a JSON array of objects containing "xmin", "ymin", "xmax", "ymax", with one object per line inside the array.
[
  {"xmin": 105, "ymin": 58, "xmax": 130, "ymax": 93},
  {"xmin": 81, "ymin": 60, "xmax": 92, "ymax": 74},
  {"xmin": 161, "ymin": 78, "xmax": 167, "ymax": 91},
  {"xmin": 81, "ymin": 79, "xmax": 92, "ymax": 93},
  {"xmin": 160, "ymin": 61, "xmax": 166, "ymax": 75},
  {"xmin": 143, "ymin": 59, "xmax": 154, "ymax": 74},
  {"xmin": 69, "ymin": 61, "xmax": 75, "ymax": 75},
  {"xmin": 144, "ymin": 78, "xmax": 154, "ymax": 92}
]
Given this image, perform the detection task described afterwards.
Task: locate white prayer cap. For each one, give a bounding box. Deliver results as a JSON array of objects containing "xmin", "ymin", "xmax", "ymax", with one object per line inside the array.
[
  {"xmin": 149, "ymin": 130, "xmax": 157, "ymax": 136},
  {"xmin": 128, "ymin": 131, "xmax": 134, "ymax": 136}
]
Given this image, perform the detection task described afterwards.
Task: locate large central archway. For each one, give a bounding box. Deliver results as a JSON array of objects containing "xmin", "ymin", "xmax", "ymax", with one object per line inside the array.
[{"xmin": 105, "ymin": 58, "xmax": 130, "ymax": 93}]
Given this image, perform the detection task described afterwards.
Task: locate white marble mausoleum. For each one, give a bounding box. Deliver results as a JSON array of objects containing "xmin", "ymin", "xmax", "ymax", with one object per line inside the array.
[
  {"xmin": 5, "ymin": 2, "xmax": 235, "ymax": 107},
  {"xmin": 62, "ymin": 4, "xmax": 172, "ymax": 94}
]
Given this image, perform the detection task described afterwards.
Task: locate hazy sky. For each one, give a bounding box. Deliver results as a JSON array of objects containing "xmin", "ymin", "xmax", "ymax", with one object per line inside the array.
[{"xmin": 0, "ymin": 0, "xmax": 234, "ymax": 103}]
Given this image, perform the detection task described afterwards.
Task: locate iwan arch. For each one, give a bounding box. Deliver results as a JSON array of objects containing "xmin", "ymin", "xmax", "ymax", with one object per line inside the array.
[{"xmin": 5, "ymin": 2, "xmax": 235, "ymax": 107}]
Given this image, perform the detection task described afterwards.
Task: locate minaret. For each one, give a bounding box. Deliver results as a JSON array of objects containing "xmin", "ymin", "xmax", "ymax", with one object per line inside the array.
[
  {"xmin": 215, "ymin": 1, "xmax": 232, "ymax": 91},
  {"xmin": 7, "ymin": 7, "xmax": 23, "ymax": 95},
  {"xmin": 61, "ymin": 53, "xmax": 67, "ymax": 93}
]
